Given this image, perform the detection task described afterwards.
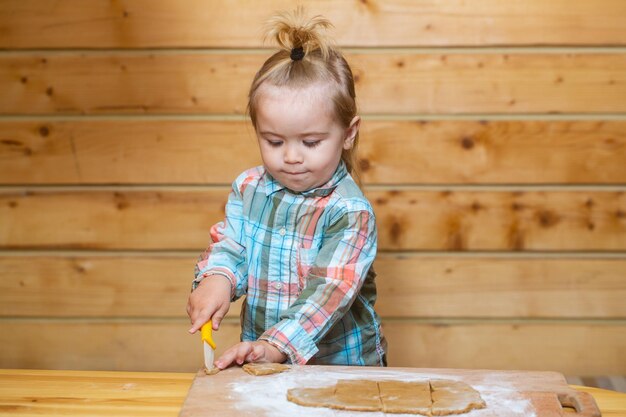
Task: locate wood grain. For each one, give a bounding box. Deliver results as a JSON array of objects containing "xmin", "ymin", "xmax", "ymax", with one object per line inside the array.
[
  {"xmin": 0, "ymin": 320, "xmax": 242, "ymax": 372},
  {"xmin": 1, "ymin": 254, "xmax": 624, "ymax": 319},
  {"xmin": 374, "ymin": 256, "xmax": 626, "ymax": 319},
  {"xmin": 0, "ymin": 189, "xmax": 223, "ymax": 250},
  {"xmin": 384, "ymin": 321, "xmax": 626, "ymax": 375},
  {"xmin": 1, "ymin": 53, "xmax": 625, "ymax": 115},
  {"xmin": 1, "ymin": 0, "xmax": 624, "ymax": 378},
  {"xmin": 1, "ymin": 120, "xmax": 624, "ymax": 185},
  {"xmin": 1, "ymin": 320, "xmax": 624, "ymax": 375},
  {"xmin": 1, "ymin": 189, "xmax": 624, "ymax": 250},
  {"xmin": 0, "ymin": 120, "xmax": 260, "ymax": 185},
  {"xmin": 1, "ymin": 0, "xmax": 625, "ymax": 48},
  {"xmin": 371, "ymin": 189, "xmax": 626, "ymax": 251},
  {"xmin": 580, "ymin": 386, "xmax": 626, "ymax": 416},
  {"xmin": 0, "ymin": 369, "xmax": 193, "ymax": 417},
  {"xmin": 0, "ymin": 370, "xmax": 622, "ymax": 417}
]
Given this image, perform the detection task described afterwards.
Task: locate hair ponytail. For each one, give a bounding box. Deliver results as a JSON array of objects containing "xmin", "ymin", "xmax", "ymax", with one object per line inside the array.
[{"xmin": 263, "ymin": 7, "xmax": 334, "ymax": 61}]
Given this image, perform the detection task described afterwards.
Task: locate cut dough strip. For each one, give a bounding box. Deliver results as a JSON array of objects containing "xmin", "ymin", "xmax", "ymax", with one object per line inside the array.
[
  {"xmin": 431, "ymin": 379, "xmax": 486, "ymax": 416},
  {"xmin": 379, "ymin": 380, "xmax": 432, "ymax": 414},
  {"xmin": 242, "ymin": 362, "xmax": 290, "ymax": 376}
]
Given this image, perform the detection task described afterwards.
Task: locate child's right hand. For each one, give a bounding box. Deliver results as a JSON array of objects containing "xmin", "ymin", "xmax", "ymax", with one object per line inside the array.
[{"xmin": 186, "ymin": 275, "xmax": 232, "ymax": 334}]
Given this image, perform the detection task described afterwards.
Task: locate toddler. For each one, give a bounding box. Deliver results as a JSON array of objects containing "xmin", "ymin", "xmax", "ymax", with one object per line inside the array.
[{"xmin": 187, "ymin": 8, "xmax": 387, "ymax": 369}]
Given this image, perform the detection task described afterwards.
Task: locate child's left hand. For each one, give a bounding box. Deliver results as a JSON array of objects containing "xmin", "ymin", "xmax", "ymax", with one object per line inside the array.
[{"xmin": 215, "ymin": 340, "xmax": 287, "ymax": 369}]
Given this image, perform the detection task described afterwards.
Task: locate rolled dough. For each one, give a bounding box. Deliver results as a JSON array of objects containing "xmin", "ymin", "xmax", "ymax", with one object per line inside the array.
[
  {"xmin": 286, "ymin": 378, "xmax": 486, "ymax": 415},
  {"xmin": 242, "ymin": 363, "xmax": 290, "ymax": 376}
]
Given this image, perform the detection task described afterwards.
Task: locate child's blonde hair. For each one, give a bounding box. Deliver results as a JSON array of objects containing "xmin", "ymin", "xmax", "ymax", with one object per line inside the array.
[{"xmin": 247, "ymin": 7, "xmax": 362, "ymax": 186}]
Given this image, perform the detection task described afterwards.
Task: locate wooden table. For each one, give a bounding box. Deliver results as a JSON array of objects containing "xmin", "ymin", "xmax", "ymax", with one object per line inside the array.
[{"xmin": 1, "ymin": 368, "xmax": 625, "ymax": 416}]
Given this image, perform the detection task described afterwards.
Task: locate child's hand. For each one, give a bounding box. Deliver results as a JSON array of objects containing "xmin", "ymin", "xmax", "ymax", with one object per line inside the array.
[
  {"xmin": 215, "ymin": 341, "xmax": 288, "ymax": 369},
  {"xmin": 187, "ymin": 275, "xmax": 232, "ymax": 334}
]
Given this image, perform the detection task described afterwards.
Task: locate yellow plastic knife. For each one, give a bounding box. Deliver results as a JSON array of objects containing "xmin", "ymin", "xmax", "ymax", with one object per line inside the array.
[{"xmin": 201, "ymin": 321, "xmax": 216, "ymax": 371}]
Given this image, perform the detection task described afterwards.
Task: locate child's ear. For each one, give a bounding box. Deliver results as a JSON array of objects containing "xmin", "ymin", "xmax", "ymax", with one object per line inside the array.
[{"xmin": 343, "ymin": 116, "xmax": 361, "ymax": 150}]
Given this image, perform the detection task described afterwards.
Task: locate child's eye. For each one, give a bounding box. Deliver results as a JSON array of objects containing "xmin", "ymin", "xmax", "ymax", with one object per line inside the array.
[
  {"xmin": 266, "ymin": 140, "xmax": 282, "ymax": 147},
  {"xmin": 303, "ymin": 141, "xmax": 321, "ymax": 148}
]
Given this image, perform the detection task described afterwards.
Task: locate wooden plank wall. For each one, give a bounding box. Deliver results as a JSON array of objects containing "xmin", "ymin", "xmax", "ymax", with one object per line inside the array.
[{"xmin": 1, "ymin": 0, "xmax": 625, "ymax": 375}]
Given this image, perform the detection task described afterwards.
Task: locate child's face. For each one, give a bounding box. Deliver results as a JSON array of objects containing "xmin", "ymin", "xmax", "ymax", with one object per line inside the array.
[{"xmin": 254, "ymin": 82, "xmax": 359, "ymax": 193}]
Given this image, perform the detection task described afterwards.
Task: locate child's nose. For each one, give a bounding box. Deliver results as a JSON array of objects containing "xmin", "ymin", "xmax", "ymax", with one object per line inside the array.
[{"xmin": 283, "ymin": 144, "xmax": 303, "ymax": 164}]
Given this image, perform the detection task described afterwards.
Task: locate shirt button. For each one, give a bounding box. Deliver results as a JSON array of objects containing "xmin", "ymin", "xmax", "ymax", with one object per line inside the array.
[
  {"xmin": 279, "ymin": 228, "xmax": 286, "ymax": 236},
  {"xmin": 275, "ymin": 282, "xmax": 283, "ymax": 290}
]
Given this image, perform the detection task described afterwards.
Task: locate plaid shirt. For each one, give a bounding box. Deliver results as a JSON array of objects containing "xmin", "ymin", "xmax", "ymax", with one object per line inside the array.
[{"xmin": 193, "ymin": 161, "xmax": 387, "ymax": 366}]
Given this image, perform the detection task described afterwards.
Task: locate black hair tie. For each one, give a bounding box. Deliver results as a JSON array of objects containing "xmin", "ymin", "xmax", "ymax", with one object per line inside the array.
[{"xmin": 290, "ymin": 46, "xmax": 305, "ymax": 61}]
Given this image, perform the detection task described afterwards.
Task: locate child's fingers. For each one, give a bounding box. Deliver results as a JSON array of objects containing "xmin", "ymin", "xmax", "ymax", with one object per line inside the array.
[
  {"xmin": 245, "ymin": 343, "xmax": 266, "ymax": 363},
  {"xmin": 188, "ymin": 320, "xmax": 203, "ymax": 334},
  {"xmin": 186, "ymin": 298, "xmax": 199, "ymax": 322},
  {"xmin": 211, "ymin": 302, "xmax": 229, "ymax": 330},
  {"xmin": 215, "ymin": 345, "xmax": 238, "ymax": 369},
  {"xmin": 188, "ymin": 306, "xmax": 216, "ymax": 334},
  {"xmin": 187, "ymin": 310, "xmax": 201, "ymax": 333},
  {"xmin": 216, "ymin": 342, "xmax": 252, "ymax": 369},
  {"xmin": 211, "ymin": 313, "xmax": 223, "ymax": 330},
  {"xmin": 234, "ymin": 343, "xmax": 253, "ymax": 365},
  {"xmin": 188, "ymin": 315, "xmax": 209, "ymax": 333}
]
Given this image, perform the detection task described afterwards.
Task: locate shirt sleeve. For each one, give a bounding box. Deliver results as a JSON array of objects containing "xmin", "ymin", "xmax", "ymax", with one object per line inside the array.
[
  {"xmin": 193, "ymin": 177, "xmax": 248, "ymax": 300},
  {"xmin": 258, "ymin": 206, "xmax": 377, "ymax": 364}
]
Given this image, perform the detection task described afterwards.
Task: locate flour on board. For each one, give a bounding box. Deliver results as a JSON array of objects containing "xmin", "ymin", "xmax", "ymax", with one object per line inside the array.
[{"xmin": 229, "ymin": 367, "xmax": 536, "ymax": 417}]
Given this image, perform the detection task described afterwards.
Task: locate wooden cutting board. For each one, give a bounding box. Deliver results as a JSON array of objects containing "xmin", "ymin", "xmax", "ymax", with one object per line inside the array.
[{"xmin": 178, "ymin": 365, "xmax": 601, "ymax": 417}]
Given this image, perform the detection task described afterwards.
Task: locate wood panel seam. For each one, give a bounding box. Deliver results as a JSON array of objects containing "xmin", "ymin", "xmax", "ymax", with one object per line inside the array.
[
  {"xmin": 2, "ymin": 47, "xmax": 626, "ymax": 54},
  {"xmin": 3, "ymin": 114, "xmax": 626, "ymax": 121},
  {"xmin": 1, "ymin": 185, "xmax": 625, "ymax": 191},
  {"xmin": 1, "ymin": 317, "xmax": 625, "ymax": 324},
  {"xmin": 0, "ymin": 248, "xmax": 626, "ymax": 255}
]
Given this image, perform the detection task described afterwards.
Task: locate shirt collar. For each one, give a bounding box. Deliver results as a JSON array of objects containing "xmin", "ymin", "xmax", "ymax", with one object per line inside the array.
[{"xmin": 263, "ymin": 161, "xmax": 348, "ymax": 197}]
